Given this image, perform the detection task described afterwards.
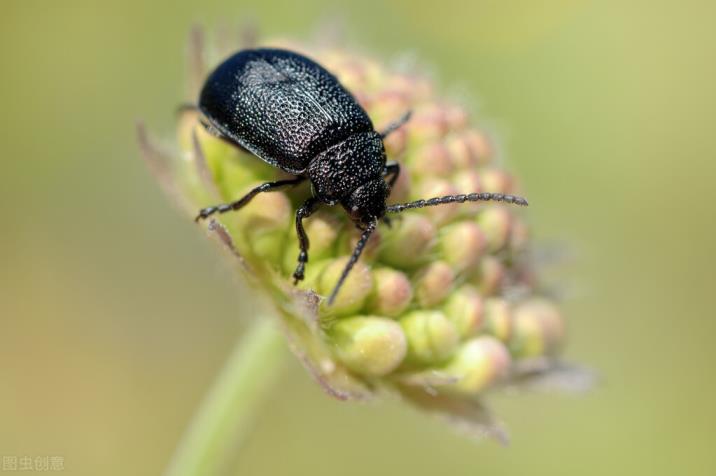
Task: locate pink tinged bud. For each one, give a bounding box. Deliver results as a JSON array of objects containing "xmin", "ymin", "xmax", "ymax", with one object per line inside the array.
[
  {"xmin": 439, "ymin": 221, "xmax": 486, "ymax": 272},
  {"xmin": 330, "ymin": 59, "xmax": 369, "ymax": 93},
  {"xmin": 331, "ymin": 317, "xmax": 407, "ymax": 377},
  {"xmin": 400, "ymin": 311, "xmax": 459, "ymax": 365},
  {"xmin": 383, "ymin": 127, "xmax": 407, "ymax": 158},
  {"xmin": 414, "ymin": 179, "xmax": 461, "ymax": 224},
  {"xmin": 446, "ymin": 133, "xmax": 478, "ymax": 170},
  {"xmin": 387, "ymin": 74, "xmax": 433, "ymax": 103},
  {"xmin": 463, "ymin": 129, "xmax": 493, "ymax": 165},
  {"xmin": 483, "ymin": 298, "xmax": 513, "ymax": 342},
  {"xmin": 451, "ymin": 169, "xmax": 483, "ymax": 214},
  {"xmin": 378, "ymin": 214, "xmax": 436, "ymax": 269},
  {"xmin": 510, "ymin": 298, "xmax": 566, "ymax": 358},
  {"xmin": 414, "ymin": 261, "xmax": 455, "ymax": 308},
  {"xmin": 369, "ymin": 90, "xmax": 411, "ymax": 130},
  {"xmin": 366, "ymin": 268, "xmax": 413, "ymax": 317},
  {"xmin": 480, "ymin": 168, "xmax": 514, "ymax": 195},
  {"xmin": 407, "ymin": 104, "xmax": 448, "ymax": 146},
  {"xmin": 509, "ymin": 217, "xmax": 530, "ymax": 253},
  {"xmin": 318, "ymin": 257, "xmax": 374, "ymax": 316},
  {"xmin": 386, "ymin": 163, "xmax": 411, "ymax": 203},
  {"xmin": 442, "ymin": 336, "xmax": 511, "ymax": 394},
  {"xmin": 443, "ymin": 286, "xmax": 484, "ymax": 338},
  {"xmin": 444, "ymin": 104, "xmax": 469, "ymax": 130},
  {"xmin": 476, "ymin": 256, "xmax": 506, "ymax": 296},
  {"xmin": 410, "ymin": 141, "xmax": 454, "ymax": 177},
  {"xmin": 477, "ymin": 206, "xmax": 513, "ymax": 253}
]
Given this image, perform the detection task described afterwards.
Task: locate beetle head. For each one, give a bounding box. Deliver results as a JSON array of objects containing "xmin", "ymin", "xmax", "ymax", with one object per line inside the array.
[{"xmin": 341, "ymin": 178, "xmax": 388, "ymax": 227}]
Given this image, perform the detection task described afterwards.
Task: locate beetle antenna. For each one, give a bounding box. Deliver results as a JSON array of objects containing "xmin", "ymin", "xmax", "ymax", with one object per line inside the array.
[
  {"xmin": 386, "ymin": 192, "xmax": 528, "ymax": 213},
  {"xmin": 327, "ymin": 221, "xmax": 377, "ymax": 305}
]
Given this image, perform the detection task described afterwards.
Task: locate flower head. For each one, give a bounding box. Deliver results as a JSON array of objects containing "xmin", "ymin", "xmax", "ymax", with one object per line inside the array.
[{"xmin": 139, "ymin": 27, "xmax": 591, "ymax": 443}]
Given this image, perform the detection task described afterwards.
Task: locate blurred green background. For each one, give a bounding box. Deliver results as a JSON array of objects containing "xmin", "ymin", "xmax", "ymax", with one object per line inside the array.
[{"xmin": 2, "ymin": 0, "xmax": 715, "ymax": 475}]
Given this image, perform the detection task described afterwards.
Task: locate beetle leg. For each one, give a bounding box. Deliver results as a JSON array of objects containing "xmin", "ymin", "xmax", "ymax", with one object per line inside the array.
[
  {"xmin": 293, "ymin": 197, "xmax": 320, "ymax": 284},
  {"xmin": 383, "ymin": 161, "xmax": 401, "ymax": 189},
  {"xmin": 195, "ymin": 177, "xmax": 305, "ymax": 222},
  {"xmin": 379, "ymin": 110, "xmax": 412, "ymax": 138}
]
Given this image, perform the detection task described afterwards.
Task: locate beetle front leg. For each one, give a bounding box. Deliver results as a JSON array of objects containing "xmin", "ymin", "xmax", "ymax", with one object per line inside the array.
[
  {"xmin": 293, "ymin": 197, "xmax": 320, "ymax": 284},
  {"xmin": 195, "ymin": 177, "xmax": 305, "ymax": 222},
  {"xmin": 384, "ymin": 161, "xmax": 401, "ymax": 189}
]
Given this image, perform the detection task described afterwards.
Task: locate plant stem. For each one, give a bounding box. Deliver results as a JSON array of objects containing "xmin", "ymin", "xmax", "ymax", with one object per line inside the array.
[{"xmin": 165, "ymin": 318, "xmax": 286, "ymax": 476}]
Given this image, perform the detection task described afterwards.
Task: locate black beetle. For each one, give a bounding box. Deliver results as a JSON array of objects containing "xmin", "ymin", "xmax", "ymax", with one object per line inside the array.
[{"xmin": 194, "ymin": 48, "xmax": 528, "ymax": 304}]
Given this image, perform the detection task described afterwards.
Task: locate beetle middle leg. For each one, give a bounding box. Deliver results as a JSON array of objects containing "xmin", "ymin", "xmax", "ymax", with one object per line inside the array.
[
  {"xmin": 292, "ymin": 197, "xmax": 320, "ymax": 284},
  {"xmin": 195, "ymin": 177, "xmax": 305, "ymax": 222}
]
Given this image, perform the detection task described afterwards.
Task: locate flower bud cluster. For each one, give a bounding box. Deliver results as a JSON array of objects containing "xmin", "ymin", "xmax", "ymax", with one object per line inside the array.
[{"xmin": 142, "ymin": 32, "xmax": 586, "ymax": 440}]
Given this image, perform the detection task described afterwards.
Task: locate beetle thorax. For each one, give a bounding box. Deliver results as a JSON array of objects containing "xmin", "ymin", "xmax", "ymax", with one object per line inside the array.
[{"xmin": 307, "ymin": 131, "xmax": 386, "ymax": 205}]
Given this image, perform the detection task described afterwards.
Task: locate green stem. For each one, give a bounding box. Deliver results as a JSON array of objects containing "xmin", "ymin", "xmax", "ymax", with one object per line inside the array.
[{"xmin": 165, "ymin": 318, "xmax": 286, "ymax": 476}]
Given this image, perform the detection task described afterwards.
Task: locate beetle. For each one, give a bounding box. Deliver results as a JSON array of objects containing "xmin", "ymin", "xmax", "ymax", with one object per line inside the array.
[{"xmin": 194, "ymin": 48, "xmax": 528, "ymax": 304}]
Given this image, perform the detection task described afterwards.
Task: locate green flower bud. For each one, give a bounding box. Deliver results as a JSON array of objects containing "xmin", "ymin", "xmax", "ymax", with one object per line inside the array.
[
  {"xmin": 331, "ymin": 316, "xmax": 407, "ymax": 376},
  {"xmin": 439, "ymin": 221, "xmax": 486, "ymax": 272},
  {"xmin": 366, "ymin": 268, "xmax": 413, "ymax": 317},
  {"xmin": 477, "ymin": 206, "xmax": 513, "ymax": 253},
  {"xmin": 318, "ymin": 257, "xmax": 373, "ymax": 316},
  {"xmin": 414, "ymin": 261, "xmax": 455, "ymax": 308},
  {"xmin": 400, "ymin": 310, "xmax": 459, "ymax": 365},
  {"xmin": 379, "ymin": 214, "xmax": 436, "ymax": 269},
  {"xmin": 441, "ymin": 336, "xmax": 511, "ymax": 394},
  {"xmin": 483, "ymin": 298, "xmax": 513, "ymax": 342},
  {"xmin": 510, "ymin": 298, "xmax": 565, "ymax": 358},
  {"xmin": 443, "ymin": 285, "xmax": 484, "ymax": 338}
]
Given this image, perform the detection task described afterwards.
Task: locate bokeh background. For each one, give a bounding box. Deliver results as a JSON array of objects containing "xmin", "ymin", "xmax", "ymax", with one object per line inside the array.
[{"xmin": 2, "ymin": 1, "xmax": 715, "ymax": 475}]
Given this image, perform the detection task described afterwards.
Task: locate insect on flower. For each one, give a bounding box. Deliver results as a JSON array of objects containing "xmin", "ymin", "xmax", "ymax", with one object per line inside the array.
[{"xmin": 193, "ymin": 48, "xmax": 528, "ymax": 304}]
